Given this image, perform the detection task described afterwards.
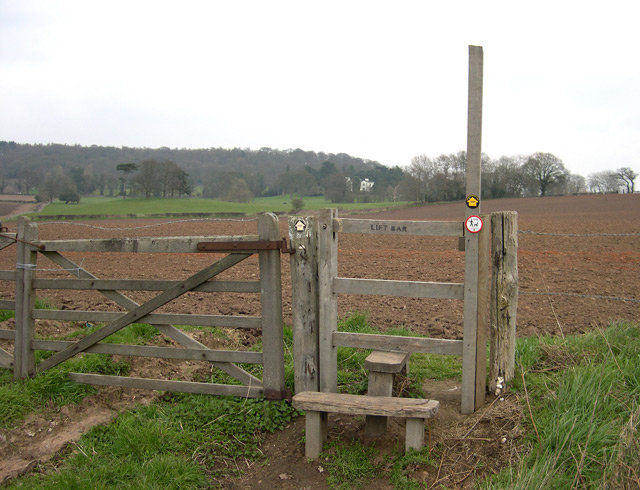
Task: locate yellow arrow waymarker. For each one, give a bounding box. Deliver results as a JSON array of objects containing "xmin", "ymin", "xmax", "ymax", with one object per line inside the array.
[{"xmin": 466, "ymin": 195, "xmax": 479, "ymax": 208}]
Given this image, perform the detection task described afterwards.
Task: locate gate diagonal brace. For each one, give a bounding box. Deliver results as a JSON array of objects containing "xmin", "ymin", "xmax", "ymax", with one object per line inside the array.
[{"xmin": 197, "ymin": 238, "xmax": 295, "ymax": 254}]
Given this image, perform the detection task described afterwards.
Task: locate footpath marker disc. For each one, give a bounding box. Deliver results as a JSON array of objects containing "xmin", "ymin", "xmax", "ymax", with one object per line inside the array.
[
  {"xmin": 465, "ymin": 215, "xmax": 483, "ymax": 234},
  {"xmin": 465, "ymin": 195, "xmax": 480, "ymax": 209}
]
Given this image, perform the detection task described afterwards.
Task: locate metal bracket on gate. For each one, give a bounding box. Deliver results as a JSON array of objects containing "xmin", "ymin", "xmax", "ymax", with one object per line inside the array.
[{"xmin": 197, "ymin": 238, "xmax": 295, "ymax": 254}]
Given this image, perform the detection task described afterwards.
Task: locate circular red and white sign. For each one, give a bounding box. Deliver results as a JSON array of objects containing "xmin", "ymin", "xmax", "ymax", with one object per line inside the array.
[{"xmin": 465, "ymin": 215, "xmax": 483, "ymax": 234}]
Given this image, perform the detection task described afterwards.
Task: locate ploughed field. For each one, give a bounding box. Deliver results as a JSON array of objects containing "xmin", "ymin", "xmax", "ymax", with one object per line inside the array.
[{"xmin": 0, "ymin": 193, "xmax": 638, "ymax": 339}]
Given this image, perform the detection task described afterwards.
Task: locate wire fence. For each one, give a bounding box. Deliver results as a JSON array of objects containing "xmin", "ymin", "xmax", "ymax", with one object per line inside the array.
[
  {"xmin": 519, "ymin": 228, "xmax": 639, "ymax": 305},
  {"xmin": 519, "ymin": 291, "xmax": 640, "ymax": 304},
  {"xmin": 520, "ymin": 230, "xmax": 640, "ymax": 237}
]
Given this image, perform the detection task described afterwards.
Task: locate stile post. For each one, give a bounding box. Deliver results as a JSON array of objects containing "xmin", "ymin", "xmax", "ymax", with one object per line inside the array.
[
  {"xmin": 461, "ymin": 45, "xmax": 484, "ymax": 414},
  {"xmin": 258, "ymin": 213, "xmax": 285, "ymax": 397},
  {"xmin": 14, "ymin": 217, "xmax": 37, "ymax": 379},
  {"xmin": 288, "ymin": 216, "xmax": 320, "ymax": 393},
  {"xmin": 318, "ymin": 208, "xmax": 338, "ymax": 393},
  {"xmin": 489, "ymin": 212, "xmax": 518, "ymax": 395}
]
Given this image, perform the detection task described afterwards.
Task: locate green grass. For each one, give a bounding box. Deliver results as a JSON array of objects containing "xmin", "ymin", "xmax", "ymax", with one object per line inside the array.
[
  {"xmin": 54, "ymin": 322, "xmax": 160, "ymax": 345},
  {"xmin": 0, "ymin": 354, "xmax": 129, "ymax": 429},
  {"xmin": 28, "ymin": 195, "xmax": 411, "ymax": 218},
  {"xmin": 481, "ymin": 322, "xmax": 640, "ymax": 489},
  {"xmin": 8, "ymin": 395, "xmax": 299, "ymax": 489},
  {"xmin": 324, "ymin": 439, "xmax": 382, "ymax": 489},
  {"xmin": 8, "ymin": 313, "xmax": 636, "ymax": 489},
  {"xmin": 0, "ymin": 308, "xmax": 14, "ymax": 321},
  {"xmin": 335, "ymin": 311, "xmax": 461, "ymax": 396}
]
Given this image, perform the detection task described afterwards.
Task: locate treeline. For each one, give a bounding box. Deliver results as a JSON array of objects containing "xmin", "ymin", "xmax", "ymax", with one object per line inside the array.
[
  {"xmin": 0, "ymin": 141, "xmax": 386, "ymax": 193},
  {"xmin": 0, "ymin": 141, "xmax": 636, "ymax": 203},
  {"xmin": 404, "ymin": 151, "xmax": 637, "ymax": 202}
]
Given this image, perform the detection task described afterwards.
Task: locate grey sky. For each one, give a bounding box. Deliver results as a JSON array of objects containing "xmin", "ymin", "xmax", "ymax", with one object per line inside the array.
[{"xmin": 1, "ymin": 0, "xmax": 638, "ymax": 179}]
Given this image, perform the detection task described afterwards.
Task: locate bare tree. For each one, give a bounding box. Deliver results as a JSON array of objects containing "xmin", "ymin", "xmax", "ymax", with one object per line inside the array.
[
  {"xmin": 616, "ymin": 167, "xmax": 637, "ymax": 193},
  {"xmin": 407, "ymin": 155, "xmax": 433, "ymax": 202},
  {"xmin": 523, "ymin": 152, "xmax": 567, "ymax": 196},
  {"xmin": 588, "ymin": 171, "xmax": 620, "ymax": 193},
  {"xmin": 135, "ymin": 160, "xmax": 160, "ymax": 198}
]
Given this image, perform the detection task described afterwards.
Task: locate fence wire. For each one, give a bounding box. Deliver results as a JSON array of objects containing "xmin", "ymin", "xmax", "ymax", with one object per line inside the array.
[
  {"xmin": 520, "ymin": 228, "xmax": 639, "ymax": 306},
  {"xmin": 520, "ymin": 291, "xmax": 640, "ymax": 304},
  {"xmin": 520, "ymin": 230, "xmax": 640, "ymax": 237}
]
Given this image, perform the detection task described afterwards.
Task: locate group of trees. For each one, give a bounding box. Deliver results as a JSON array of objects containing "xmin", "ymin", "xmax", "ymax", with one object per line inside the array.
[
  {"xmin": 587, "ymin": 167, "xmax": 637, "ymax": 194},
  {"xmin": 404, "ymin": 151, "xmax": 637, "ymax": 202},
  {"xmin": 0, "ymin": 141, "xmax": 636, "ymax": 204},
  {"xmin": 117, "ymin": 160, "xmax": 192, "ymax": 199}
]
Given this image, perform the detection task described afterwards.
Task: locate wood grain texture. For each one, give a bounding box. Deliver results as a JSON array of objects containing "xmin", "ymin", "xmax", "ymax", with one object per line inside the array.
[{"xmin": 292, "ymin": 391, "xmax": 439, "ymax": 418}]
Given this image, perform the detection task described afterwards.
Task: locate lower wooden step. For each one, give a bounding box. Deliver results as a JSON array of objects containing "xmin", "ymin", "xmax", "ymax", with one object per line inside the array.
[{"xmin": 293, "ymin": 391, "xmax": 439, "ymax": 419}]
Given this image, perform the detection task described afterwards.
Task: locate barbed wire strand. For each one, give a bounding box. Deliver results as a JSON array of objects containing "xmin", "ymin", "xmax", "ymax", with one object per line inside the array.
[
  {"xmin": 533, "ymin": 256, "xmax": 566, "ymax": 339},
  {"xmin": 520, "ymin": 230, "xmax": 640, "ymax": 237},
  {"xmin": 520, "ymin": 291, "xmax": 640, "ymax": 304}
]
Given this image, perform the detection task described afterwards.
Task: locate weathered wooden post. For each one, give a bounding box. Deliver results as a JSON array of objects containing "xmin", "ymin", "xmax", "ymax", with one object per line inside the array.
[
  {"xmin": 489, "ymin": 211, "xmax": 518, "ymax": 395},
  {"xmin": 318, "ymin": 208, "xmax": 338, "ymax": 393},
  {"xmin": 288, "ymin": 215, "xmax": 320, "ymax": 393},
  {"xmin": 14, "ymin": 217, "xmax": 37, "ymax": 378},
  {"xmin": 475, "ymin": 214, "xmax": 490, "ymax": 409},
  {"xmin": 461, "ymin": 45, "xmax": 484, "ymax": 414},
  {"xmin": 258, "ymin": 213, "xmax": 285, "ymax": 397}
]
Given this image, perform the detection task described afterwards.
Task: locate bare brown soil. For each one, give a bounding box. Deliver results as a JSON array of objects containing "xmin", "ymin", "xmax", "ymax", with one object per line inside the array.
[{"xmin": 0, "ymin": 193, "xmax": 638, "ymax": 487}]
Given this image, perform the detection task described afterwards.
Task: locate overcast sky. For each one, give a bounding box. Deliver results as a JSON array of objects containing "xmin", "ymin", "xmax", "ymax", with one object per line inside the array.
[{"xmin": 1, "ymin": 1, "xmax": 638, "ymax": 178}]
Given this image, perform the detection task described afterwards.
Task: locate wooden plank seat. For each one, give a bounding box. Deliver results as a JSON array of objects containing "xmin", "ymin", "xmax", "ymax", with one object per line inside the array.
[
  {"xmin": 292, "ymin": 391, "xmax": 439, "ymax": 458},
  {"xmin": 364, "ymin": 350, "xmax": 410, "ymax": 436}
]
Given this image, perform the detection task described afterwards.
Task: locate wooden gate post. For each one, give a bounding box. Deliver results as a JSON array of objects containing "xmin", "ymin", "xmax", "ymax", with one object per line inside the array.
[
  {"xmin": 318, "ymin": 209, "xmax": 338, "ymax": 393},
  {"xmin": 14, "ymin": 217, "xmax": 38, "ymax": 379},
  {"xmin": 461, "ymin": 45, "xmax": 484, "ymax": 414},
  {"xmin": 489, "ymin": 211, "xmax": 518, "ymax": 395},
  {"xmin": 288, "ymin": 216, "xmax": 319, "ymax": 393},
  {"xmin": 258, "ymin": 213, "xmax": 285, "ymax": 397}
]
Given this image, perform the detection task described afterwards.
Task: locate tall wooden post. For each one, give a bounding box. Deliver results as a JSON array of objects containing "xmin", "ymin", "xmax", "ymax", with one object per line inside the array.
[
  {"xmin": 489, "ymin": 211, "xmax": 518, "ymax": 395},
  {"xmin": 318, "ymin": 209, "xmax": 338, "ymax": 393},
  {"xmin": 258, "ymin": 213, "xmax": 285, "ymax": 397},
  {"xmin": 288, "ymin": 216, "xmax": 320, "ymax": 393},
  {"xmin": 461, "ymin": 45, "xmax": 484, "ymax": 414},
  {"xmin": 14, "ymin": 217, "xmax": 37, "ymax": 379}
]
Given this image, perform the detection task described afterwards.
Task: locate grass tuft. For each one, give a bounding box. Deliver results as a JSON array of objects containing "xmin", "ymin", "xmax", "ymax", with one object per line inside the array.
[
  {"xmin": 482, "ymin": 322, "xmax": 640, "ymax": 489},
  {"xmin": 324, "ymin": 439, "xmax": 381, "ymax": 490}
]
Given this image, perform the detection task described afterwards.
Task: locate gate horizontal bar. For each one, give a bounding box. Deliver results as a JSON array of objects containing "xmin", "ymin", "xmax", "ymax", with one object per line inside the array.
[
  {"xmin": 33, "ymin": 309, "xmax": 263, "ymax": 329},
  {"xmin": 0, "ymin": 299, "xmax": 16, "ymax": 309},
  {"xmin": 33, "ymin": 278, "xmax": 261, "ymax": 293},
  {"xmin": 0, "ymin": 358, "xmax": 13, "ymax": 369},
  {"xmin": 39, "ymin": 235, "xmax": 258, "ymax": 253},
  {"xmin": 333, "ymin": 277, "xmax": 464, "ymax": 300},
  {"xmin": 0, "ymin": 271, "xmax": 16, "ymax": 281},
  {"xmin": 333, "ymin": 332, "xmax": 463, "ymax": 356},
  {"xmin": 69, "ymin": 373, "xmax": 264, "ymax": 398},
  {"xmin": 333, "ymin": 218, "xmax": 464, "ymax": 237},
  {"xmin": 32, "ymin": 340, "xmax": 263, "ymax": 364},
  {"xmin": 0, "ymin": 328, "xmax": 15, "ymax": 340}
]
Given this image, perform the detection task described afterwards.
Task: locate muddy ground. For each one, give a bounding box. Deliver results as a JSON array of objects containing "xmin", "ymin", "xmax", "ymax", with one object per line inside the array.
[{"xmin": 0, "ymin": 193, "xmax": 638, "ymax": 487}]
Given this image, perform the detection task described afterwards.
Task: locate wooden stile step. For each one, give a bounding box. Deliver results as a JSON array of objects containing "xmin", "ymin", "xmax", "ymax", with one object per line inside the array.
[
  {"xmin": 292, "ymin": 391, "xmax": 439, "ymax": 458},
  {"xmin": 364, "ymin": 350, "xmax": 410, "ymax": 436}
]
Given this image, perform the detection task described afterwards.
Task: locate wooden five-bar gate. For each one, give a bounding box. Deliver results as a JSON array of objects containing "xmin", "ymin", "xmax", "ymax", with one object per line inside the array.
[{"xmin": 0, "ymin": 214, "xmax": 288, "ymax": 400}]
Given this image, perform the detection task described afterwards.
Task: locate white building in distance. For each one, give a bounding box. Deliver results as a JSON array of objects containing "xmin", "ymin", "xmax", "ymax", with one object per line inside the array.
[{"xmin": 360, "ymin": 178, "xmax": 374, "ymax": 192}]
